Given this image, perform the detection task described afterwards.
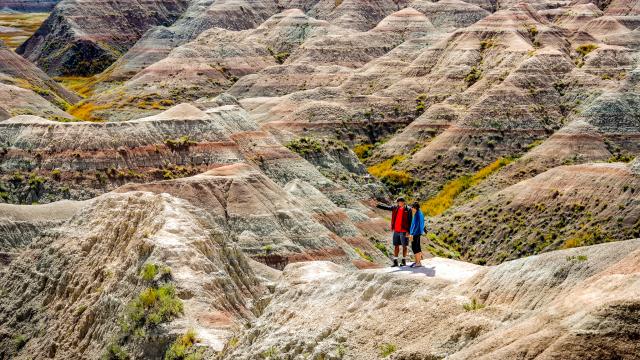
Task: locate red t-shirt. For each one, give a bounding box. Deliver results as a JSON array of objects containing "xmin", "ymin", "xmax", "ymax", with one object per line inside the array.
[{"xmin": 393, "ymin": 207, "xmax": 405, "ymax": 232}]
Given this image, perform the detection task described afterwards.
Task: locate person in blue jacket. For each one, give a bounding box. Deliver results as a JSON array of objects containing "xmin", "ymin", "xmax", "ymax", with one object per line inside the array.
[{"xmin": 408, "ymin": 202, "xmax": 425, "ymax": 268}]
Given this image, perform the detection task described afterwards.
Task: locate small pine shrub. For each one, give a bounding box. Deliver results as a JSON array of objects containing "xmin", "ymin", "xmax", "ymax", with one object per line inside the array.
[
  {"xmin": 103, "ymin": 343, "xmax": 129, "ymax": 360},
  {"xmin": 465, "ymin": 66, "xmax": 482, "ymax": 86},
  {"xmin": 164, "ymin": 330, "xmax": 202, "ymax": 360},
  {"xmin": 285, "ymin": 137, "xmax": 323, "ymax": 156},
  {"xmin": 463, "ymin": 298, "xmax": 485, "ymax": 311},
  {"xmin": 379, "ymin": 343, "xmax": 397, "ymax": 357},
  {"xmin": 140, "ymin": 263, "xmax": 158, "ymax": 282}
]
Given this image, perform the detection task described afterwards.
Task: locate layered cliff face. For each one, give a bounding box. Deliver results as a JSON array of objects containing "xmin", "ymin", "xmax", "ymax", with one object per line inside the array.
[
  {"xmin": 16, "ymin": 0, "xmax": 192, "ymax": 76},
  {"xmin": 223, "ymin": 240, "xmax": 640, "ymax": 359},
  {"xmin": 0, "ymin": 0, "xmax": 639, "ymax": 358},
  {"xmin": 0, "ymin": 190, "xmax": 265, "ymax": 359},
  {"xmin": 0, "ymin": 40, "xmax": 77, "ymax": 119}
]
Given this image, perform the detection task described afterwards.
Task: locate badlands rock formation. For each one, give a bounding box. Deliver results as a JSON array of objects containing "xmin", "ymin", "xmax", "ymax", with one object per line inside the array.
[
  {"xmin": 0, "ymin": 0, "xmax": 639, "ymax": 358},
  {"xmin": 225, "ymin": 240, "xmax": 640, "ymax": 359},
  {"xmin": 0, "ymin": 39, "xmax": 77, "ymax": 119}
]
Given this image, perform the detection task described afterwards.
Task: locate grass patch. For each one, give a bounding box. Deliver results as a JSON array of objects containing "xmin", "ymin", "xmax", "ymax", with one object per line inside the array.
[
  {"xmin": 353, "ymin": 143, "xmax": 373, "ymax": 160},
  {"xmin": 374, "ymin": 242, "xmax": 388, "ymax": 256},
  {"xmin": 285, "ymin": 137, "xmax": 322, "ymax": 156},
  {"xmin": 463, "ymin": 298, "xmax": 485, "ymax": 311},
  {"xmin": 103, "ymin": 343, "xmax": 129, "ymax": 360},
  {"xmin": 566, "ymin": 255, "xmax": 588, "ymax": 262},
  {"xmin": 118, "ymin": 283, "xmax": 183, "ymax": 336},
  {"xmin": 13, "ymin": 334, "xmax": 28, "ymax": 351},
  {"xmin": 68, "ymin": 101, "xmax": 110, "ymax": 121},
  {"xmin": 575, "ymin": 44, "xmax": 598, "ymax": 67},
  {"xmin": 422, "ymin": 157, "xmax": 511, "ymax": 216},
  {"xmin": 465, "ymin": 66, "xmax": 482, "ymax": 86},
  {"xmin": 354, "ymin": 247, "xmax": 373, "ymax": 262},
  {"xmin": 367, "ymin": 155, "xmax": 413, "ymax": 191},
  {"xmin": 379, "ymin": 343, "xmax": 397, "ymax": 357},
  {"xmin": 164, "ymin": 136, "xmax": 197, "ymax": 151},
  {"xmin": 164, "ymin": 329, "xmax": 203, "ymax": 360},
  {"xmin": 562, "ymin": 227, "xmax": 613, "ymax": 249}
]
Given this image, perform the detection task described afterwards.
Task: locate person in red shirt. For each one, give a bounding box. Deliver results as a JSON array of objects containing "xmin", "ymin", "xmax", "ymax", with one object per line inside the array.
[{"xmin": 376, "ymin": 197, "xmax": 412, "ymax": 267}]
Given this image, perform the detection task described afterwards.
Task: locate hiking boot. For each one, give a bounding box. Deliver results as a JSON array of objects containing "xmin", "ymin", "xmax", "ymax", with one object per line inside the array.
[
  {"xmin": 401, "ymin": 259, "xmax": 407, "ymax": 266},
  {"xmin": 391, "ymin": 259, "xmax": 399, "ymax": 267}
]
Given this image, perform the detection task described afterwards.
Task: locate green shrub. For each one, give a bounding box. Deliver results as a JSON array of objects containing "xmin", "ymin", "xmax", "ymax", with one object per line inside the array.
[
  {"xmin": 103, "ymin": 343, "xmax": 129, "ymax": 360},
  {"xmin": 379, "ymin": 343, "xmax": 397, "ymax": 357},
  {"xmin": 285, "ymin": 137, "xmax": 323, "ymax": 156},
  {"xmin": 465, "ymin": 66, "xmax": 482, "ymax": 86},
  {"xmin": 374, "ymin": 242, "xmax": 388, "ymax": 256},
  {"xmin": 164, "ymin": 136, "xmax": 196, "ymax": 151},
  {"xmin": 13, "ymin": 334, "xmax": 28, "ymax": 351},
  {"xmin": 262, "ymin": 346, "xmax": 280, "ymax": 359},
  {"xmin": 140, "ymin": 263, "xmax": 158, "ymax": 282},
  {"xmin": 120, "ymin": 284, "xmax": 183, "ymax": 334},
  {"xmin": 576, "ymin": 44, "xmax": 598, "ymax": 57},
  {"xmin": 354, "ymin": 247, "xmax": 373, "ymax": 262},
  {"xmin": 463, "ymin": 298, "xmax": 485, "ymax": 311},
  {"xmin": 353, "ymin": 143, "xmax": 373, "ymax": 160},
  {"xmin": 164, "ymin": 330, "xmax": 202, "ymax": 360}
]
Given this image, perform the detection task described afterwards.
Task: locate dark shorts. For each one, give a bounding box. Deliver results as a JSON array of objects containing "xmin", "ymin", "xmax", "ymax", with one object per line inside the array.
[
  {"xmin": 392, "ymin": 231, "xmax": 408, "ymax": 246},
  {"xmin": 411, "ymin": 234, "xmax": 422, "ymax": 254}
]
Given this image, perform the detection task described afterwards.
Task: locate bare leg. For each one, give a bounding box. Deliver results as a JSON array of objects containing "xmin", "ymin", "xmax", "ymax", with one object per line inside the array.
[
  {"xmin": 394, "ymin": 245, "xmax": 400, "ymax": 257},
  {"xmin": 415, "ymin": 252, "xmax": 422, "ymax": 265},
  {"xmin": 402, "ymin": 246, "xmax": 408, "ymax": 258}
]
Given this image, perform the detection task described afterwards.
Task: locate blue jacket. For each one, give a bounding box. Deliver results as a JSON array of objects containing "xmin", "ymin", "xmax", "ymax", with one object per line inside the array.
[{"xmin": 409, "ymin": 210, "xmax": 425, "ymax": 236}]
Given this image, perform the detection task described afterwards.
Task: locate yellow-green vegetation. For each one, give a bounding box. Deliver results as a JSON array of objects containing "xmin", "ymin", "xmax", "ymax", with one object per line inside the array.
[
  {"xmin": 575, "ymin": 44, "xmax": 598, "ymax": 67},
  {"xmin": 54, "ymin": 76, "xmax": 100, "ymax": 98},
  {"xmin": 562, "ymin": 226, "xmax": 613, "ymax": 249},
  {"xmin": 463, "ymin": 298, "xmax": 485, "ymax": 311},
  {"xmin": 119, "ymin": 284, "xmax": 183, "ymax": 334},
  {"xmin": 367, "ymin": 155, "xmax": 413, "ymax": 191},
  {"xmin": 415, "ymin": 93, "xmax": 427, "ymax": 114},
  {"xmin": 566, "ymin": 255, "xmax": 588, "ymax": 262},
  {"xmin": 608, "ymin": 153, "xmax": 635, "ymax": 163},
  {"xmin": 464, "ymin": 66, "xmax": 482, "ymax": 86},
  {"xmin": 422, "ymin": 157, "xmax": 511, "ymax": 216},
  {"xmin": 140, "ymin": 263, "xmax": 159, "ymax": 282},
  {"xmin": 285, "ymin": 137, "xmax": 322, "ymax": 156},
  {"xmin": 262, "ymin": 346, "xmax": 280, "ymax": 359},
  {"xmin": 164, "ymin": 136, "xmax": 197, "ymax": 151},
  {"xmin": 479, "ymin": 38, "xmax": 497, "ymax": 51},
  {"xmin": 68, "ymin": 101, "xmax": 110, "ymax": 121},
  {"xmin": 353, "ymin": 143, "xmax": 373, "ymax": 160},
  {"xmin": 13, "ymin": 334, "xmax": 28, "ymax": 351},
  {"xmin": 12, "ymin": 78, "xmax": 71, "ymax": 111},
  {"xmin": 267, "ymin": 47, "xmax": 290, "ymax": 64},
  {"xmin": 379, "ymin": 343, "xmax": 397, "ymax": 358},
  {"xmin": 103, "ymin": 344, "xmax": 129, "ymax": 360},
  {"xmin": 0, "ymin": 13, "xmax": 48, "ymax": 49},
  {"xmin": 164, "ymin": 330, "xmax": 203, "ymax": 360},
  {"xmin": 374, "ymin": 242, "xmax": 388, "ymax": 256},
  {"xmin": 354, "ymin": 247, "xmax": 373, "ymax": 262}
]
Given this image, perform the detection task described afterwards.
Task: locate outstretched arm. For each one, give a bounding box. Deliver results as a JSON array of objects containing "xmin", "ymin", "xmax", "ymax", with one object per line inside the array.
[{"xmin": 375, "ymin": 202, "xmax": 394, "ymax": 211}]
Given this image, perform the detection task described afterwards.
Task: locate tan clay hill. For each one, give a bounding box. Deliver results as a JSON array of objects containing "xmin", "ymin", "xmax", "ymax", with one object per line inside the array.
[{"xmin": 0, "ymin": 0, "xmax": 639, "ymax": 358}]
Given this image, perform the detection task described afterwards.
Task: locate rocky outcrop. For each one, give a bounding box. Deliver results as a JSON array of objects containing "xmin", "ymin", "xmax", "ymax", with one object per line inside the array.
[
  {"xmin": 0, "ymin": 40, "xmax": 78, "ymax": 118},
  {"xmin": 0, "ymin": 190, "xmax": 264, "ymax": 358},
  {"xmin": 223, "ymin": 239, "xmax": 640, "ymax": 359},
  {"xmin": 117, "ymin": 163, "xmax": 388, "ymax": 267},
  {"xmin": 17, "ymin": 0, "xmax": 191, "ymax": 76}
]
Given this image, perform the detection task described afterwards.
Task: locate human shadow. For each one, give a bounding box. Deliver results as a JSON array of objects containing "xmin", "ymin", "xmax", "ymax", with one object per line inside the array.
[{"xmin": 389, "ymin": 265, "xmax": 436, "ymax": 277}]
